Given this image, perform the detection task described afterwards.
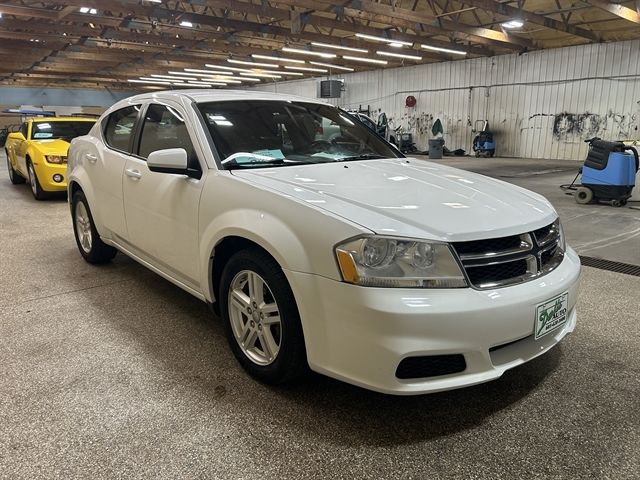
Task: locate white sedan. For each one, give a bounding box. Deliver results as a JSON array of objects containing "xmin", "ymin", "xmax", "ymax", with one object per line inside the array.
[{"xmin": 67, "ymin": 90, "xmax": 581, "ymax": 395}]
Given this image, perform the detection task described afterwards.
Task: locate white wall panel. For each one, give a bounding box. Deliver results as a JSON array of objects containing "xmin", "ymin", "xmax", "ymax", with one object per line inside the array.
[{"xmin": 253, "ymin": 39, "xmax": 640, "ymax": 160}]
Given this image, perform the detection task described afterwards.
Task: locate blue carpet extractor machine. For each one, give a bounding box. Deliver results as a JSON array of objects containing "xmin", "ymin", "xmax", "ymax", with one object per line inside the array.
[
  {"xmin": 472, "ymin": 120, "xmax": 496, "ymax": 157},
  {"xmin": 562, "ymin": 138, "xmax": 639, "ymax": 207}
]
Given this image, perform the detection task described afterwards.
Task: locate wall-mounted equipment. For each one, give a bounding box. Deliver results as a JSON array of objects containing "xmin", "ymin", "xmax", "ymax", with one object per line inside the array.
[{"xmin": 318, "ymin": 80, "xmax": 343, "ymax": 98}]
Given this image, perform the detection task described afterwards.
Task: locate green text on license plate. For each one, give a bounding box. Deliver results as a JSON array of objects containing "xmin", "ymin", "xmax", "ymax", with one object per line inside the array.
[{"xmin": 535, "ymin": 293, "xmax": 569, "ymax": 340}]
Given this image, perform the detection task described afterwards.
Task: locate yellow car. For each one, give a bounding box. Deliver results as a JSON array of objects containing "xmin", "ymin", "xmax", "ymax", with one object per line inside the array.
[{"xmin": 5, "ymin": 117, "xmax": 95, "ymax": 199}]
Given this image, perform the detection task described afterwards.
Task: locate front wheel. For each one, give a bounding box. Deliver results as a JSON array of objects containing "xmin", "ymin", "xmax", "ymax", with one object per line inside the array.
[
  {"xmin": 27, "ymin": 160, "xmax": 49, "ymax": 200},
  {"xmin": 6, "ymin": 154, "xmax": 25, "ymax": 184},
  {"xmin": 219, "ymin": 249, "xmax": 308, "ymax": 384},
  {"xmin": 72, "ymin": 191, "xmax": 117, "ymax": 264}
]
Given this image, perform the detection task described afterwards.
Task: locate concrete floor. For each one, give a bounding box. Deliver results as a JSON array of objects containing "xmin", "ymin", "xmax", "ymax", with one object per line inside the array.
[{"xmin": 1, "ymin": 153, "xmax": 639, "ymax": 479}]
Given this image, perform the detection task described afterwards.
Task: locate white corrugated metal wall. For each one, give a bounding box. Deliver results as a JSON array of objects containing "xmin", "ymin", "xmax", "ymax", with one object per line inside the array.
[{"xmin": 254, "ymin": 39, "xmax": 640, "ymax": 160}]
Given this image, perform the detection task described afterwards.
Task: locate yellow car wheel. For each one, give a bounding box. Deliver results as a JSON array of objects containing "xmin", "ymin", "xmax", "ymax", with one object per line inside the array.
[
  {"xmin": 27, "ymin": 159, "xmax": 49, "ymax": 200},
  {"xmin": 6, "ymin": 153, "xmax": 25, "ymax": 185}
]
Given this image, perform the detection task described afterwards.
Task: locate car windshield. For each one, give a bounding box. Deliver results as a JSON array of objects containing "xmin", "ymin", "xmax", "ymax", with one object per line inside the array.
[
  {"xmin": 31, "ymin": 121, "xmax": 94, "ymax": 141},
  {"xmin": 197, "ymin": 100, "xmax": 400, "ymax": 169}
]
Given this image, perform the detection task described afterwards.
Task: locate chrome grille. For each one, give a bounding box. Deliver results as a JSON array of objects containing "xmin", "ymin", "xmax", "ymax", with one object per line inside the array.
[{"xmin": 452, "ymin": 220, "xmax": 564, "ymax": 289}]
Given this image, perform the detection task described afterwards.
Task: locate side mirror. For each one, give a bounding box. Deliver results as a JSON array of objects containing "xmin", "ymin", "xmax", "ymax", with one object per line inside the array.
[
  {"xmin": 7, "ymin": 132, "xmax": 25, "ymax": 141},
  {"xmin": 147, "ymin": 148, "xmax": 200, "ymax": 178}
]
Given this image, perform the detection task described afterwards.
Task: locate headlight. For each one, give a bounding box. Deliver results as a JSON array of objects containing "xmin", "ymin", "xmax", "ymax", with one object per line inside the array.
[
  {"xmin": 335, "ymin": 236, "xmax": 468, "ymax": 288},
  {"xmin": 557, "ymin": 219, "xmax": 566, "ymax": 252},
  {"xmin": 46, "ymin": 155, "xmax": 64, "ymax": 164}
]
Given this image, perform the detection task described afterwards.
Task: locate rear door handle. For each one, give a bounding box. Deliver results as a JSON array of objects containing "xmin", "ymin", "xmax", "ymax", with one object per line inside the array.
[
  {"xmin": 85, "ymin": 153, "xmax": 98, "ymax": 163},
  {"xmin": 125, "ymin": 168, "xmax": 142, "ymax": 179}
]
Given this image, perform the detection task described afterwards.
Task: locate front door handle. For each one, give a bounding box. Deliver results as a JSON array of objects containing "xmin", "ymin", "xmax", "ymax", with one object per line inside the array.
[
  {"xmin": 85, "ymin": 153, "xmax": 98, "ymax": 164},
  {"xmin": 125, "ymin": 168, "xmax": 142, "ymax": 179}
]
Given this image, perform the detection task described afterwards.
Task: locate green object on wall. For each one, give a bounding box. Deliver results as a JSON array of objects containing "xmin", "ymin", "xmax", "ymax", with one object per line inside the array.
[{"xmin": 432, "ymin": 118, "xmax": 443, "ymax": 136}]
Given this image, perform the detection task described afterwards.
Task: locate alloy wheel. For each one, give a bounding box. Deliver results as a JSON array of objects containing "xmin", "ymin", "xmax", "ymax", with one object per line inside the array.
[
  {"xmin": 7, "ymin": 158, "xmax": 14, "ymax": 181},
  {"xmin": 28, "ymin": 164, "xmax": 37, "ymax": 195},
  {"xmin": 228, "ymin": 270, "xmax": 282, "ymax": 366},
  {"xmin": 75, "ymin": 201, "xmax": 93, "ymax": 253}
]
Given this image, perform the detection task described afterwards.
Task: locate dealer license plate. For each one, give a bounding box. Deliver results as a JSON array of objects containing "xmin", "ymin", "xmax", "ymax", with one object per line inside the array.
[{"xmin": 534, "ymin": 293, "xmax": 569, "ymax": 340}]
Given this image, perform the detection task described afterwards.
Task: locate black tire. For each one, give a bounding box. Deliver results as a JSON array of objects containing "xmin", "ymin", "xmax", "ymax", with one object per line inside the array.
[
  {"xmin": 219, "ymin": 249, "xmax": 308, "ymax": 384},
  {"xmin": 71, "ymin": 191, "xmax": 117, "ymax": 264},
  {"xmin": 6, "ymin": 152, "xmax": 25, "ymax": 184},
  {"xmin": 575, "ymin": 186, "xmax": 594, "ymax": 205},
  {"xmin": 26, "ymin": 159, "xmax": 49, "ymax": 200}
]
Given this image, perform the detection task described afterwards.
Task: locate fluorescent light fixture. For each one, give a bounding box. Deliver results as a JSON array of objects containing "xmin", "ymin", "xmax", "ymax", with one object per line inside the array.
[
  {"xmin": 376, "ymin": 50, "xmax": 422, "ymax": 61},
  {"xmin": 284, "ymin": 66, "xmax": 327, "ymax": 73},
  {"xmin": 205, "ymin": 64, "xmax": 254, "ymax": 73},
  {"xmin": 355, "ymin": 33, "xmax": 412, "ymax": 47},
  {"xmin": 246, "ymin": 69, "xmax": 300, "ymax": 76},
  {"xmin": 310, "ymin": 42, "xmax": 368, "ymax": 54},
  {"xmin": 501, "ymin": 19, "xmax": 524, "ymax": 29},
  {"xmin": 228, "ymin": 59, "xmax": 280, "ymax": 69},
  {"xmin": 167, "ymin": 71, "xmax": 205, "ymax": 78},
  {"xmin": 309, "ymin": 61, "xmax": 354, "ymax": 72},
  {"xmin": 342, "ymin": 55, "xmax": 388, "ymax": 65},
  {"xmin": 282, "ymin": 47, "xmax": 336, "ymax": 59},
  {"xmin": 180, "ymin": 20, "xmax": 193, "ymax": 27},
  {"xmin": 420, "ymin": 44, "xmax": 467, "ymax": 56},
  {"xmin": 79, "ymin": 7, "xmax": 97, "ymax": 14},
  {"xmin": 199, "ymin": 77, "xmax": 241, "ymax": 84},
  {"xmin": 251, "ymin": 54, "xmax": 305, "ymax": 64},
  {"xmin": 140, "ymin": 77, "xmax": 172, "ymax": 82},
  {"xmin": 236, "ymin": 77, "xmax": 261, "ymax": 82},
  {"xmin": 129, "ymin": 79, "xmax": 172, "ymax": 85},
  {"xmin": 150, "ymin": 75, "xmax": 195, "ymax": 81},
  {"xmin": 184, "ymin": 68, "xmax": 233, "ymax": 75},
  {"xmin": 151, "ymin": 74, "xmax": 199, "ymax": 81},
  {"xmin": 239, "ymin": 72, "xmax": 281, "ymax": 78}
]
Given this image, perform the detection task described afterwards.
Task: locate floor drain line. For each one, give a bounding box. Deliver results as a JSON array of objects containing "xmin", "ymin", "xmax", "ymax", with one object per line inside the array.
[{"xmin": 579, "ymin": 256, "xmax": 640, "ymax": 277}]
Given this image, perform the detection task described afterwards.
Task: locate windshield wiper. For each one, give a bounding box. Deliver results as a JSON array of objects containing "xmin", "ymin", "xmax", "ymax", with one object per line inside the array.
[
  {"xmin": 222, "ymin": 152, "xmax": 314, "ymax": 170},
  {"xmin": 335, "ymin": 153, "xmax": 387, "ymax": 162}
]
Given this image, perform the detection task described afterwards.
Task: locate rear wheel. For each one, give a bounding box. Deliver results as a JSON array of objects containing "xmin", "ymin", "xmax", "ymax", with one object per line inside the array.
[
  {"xmin": 575, "ymin": 186, "xmax": 594, "ymax": 204},
  {"xmin": 6, "ymin": 153, "xmax": 25, "ymax": 184},
  {"xmin": 219, "ymin": 249, "xmax": 307, "ymax": 384},
  {"xmin": 72, "ymin": 191, "xmax": 117, "ymax": 264},
  {"xmin": 27, "ymin": 160, "xmax": 48, "ymax": 200}
]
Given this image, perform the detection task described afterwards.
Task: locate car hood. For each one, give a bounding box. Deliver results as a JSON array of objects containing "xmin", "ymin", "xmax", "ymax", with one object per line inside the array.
[
  {"xmin": 232, "ymin": 158, "xmax": 557, "ymax": 241},
  {"xmin": 30, "ymin": 138, "xmax": 71, "ymax": 155}
]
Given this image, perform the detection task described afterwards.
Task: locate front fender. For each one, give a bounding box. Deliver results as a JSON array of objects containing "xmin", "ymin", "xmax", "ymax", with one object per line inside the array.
[{"xmin": 199, "ymin": 210, "xmax": 314, "ymax": 302}]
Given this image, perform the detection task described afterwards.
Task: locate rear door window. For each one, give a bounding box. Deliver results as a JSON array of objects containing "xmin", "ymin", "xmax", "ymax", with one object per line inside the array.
[{"xmin": 103, "ymin": 106, "xmax": 140, "ymax": 152}]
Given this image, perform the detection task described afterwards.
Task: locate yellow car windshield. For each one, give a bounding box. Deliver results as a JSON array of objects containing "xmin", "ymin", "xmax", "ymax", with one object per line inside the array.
[{"xmin": 31, "ymin": 121, "xmax": 94, "ymax": 140}]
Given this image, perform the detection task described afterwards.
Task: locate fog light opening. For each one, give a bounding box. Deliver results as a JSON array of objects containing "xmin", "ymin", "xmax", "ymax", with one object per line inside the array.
[{"xmin": 53, "ymin": 174, "xmax": 64, "ymax": 183}]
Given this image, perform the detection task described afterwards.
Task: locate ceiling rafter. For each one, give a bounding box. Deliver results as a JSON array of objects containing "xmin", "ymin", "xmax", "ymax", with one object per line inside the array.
[{"xmin": 459, "ymin": 0, "xmax": 600, "ymax": 40}]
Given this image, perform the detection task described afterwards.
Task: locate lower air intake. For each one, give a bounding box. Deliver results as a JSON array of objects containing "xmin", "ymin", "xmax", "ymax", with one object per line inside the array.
[{"xmin": 396, "ymin": 354, "xmax": 466, "ymax": 380}]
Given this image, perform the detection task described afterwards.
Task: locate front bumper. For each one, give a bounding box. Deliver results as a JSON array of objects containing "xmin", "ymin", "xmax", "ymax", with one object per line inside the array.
[
  {"xmin": 33, "ymin": 161, "xmax": 67, "ymax": 191},
  {"xmin": 285, "ymin": 247, "xmax": 581, "ymax": 395}
]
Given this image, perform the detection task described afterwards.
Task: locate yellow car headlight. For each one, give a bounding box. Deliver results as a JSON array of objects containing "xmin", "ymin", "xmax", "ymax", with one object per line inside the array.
[{"xmin": 46, "ymin": 155, "xmax": 64, "ymax": 164}]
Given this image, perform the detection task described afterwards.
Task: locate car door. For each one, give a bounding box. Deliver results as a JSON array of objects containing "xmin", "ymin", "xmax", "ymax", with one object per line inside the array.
[
  {"xmin": 95, "ymin": 105, "xmax": 142, "ymax": 239},
  {"xmin": 14, "ymin": 122, "xmax": 30, "ymax": 175},
  {"xmin": 122, "ymin": 101, "xmax": 205, "ymax": 288}
]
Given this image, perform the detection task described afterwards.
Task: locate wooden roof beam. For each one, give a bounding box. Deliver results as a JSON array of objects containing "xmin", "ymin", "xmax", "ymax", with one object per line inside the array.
[
  {"xmin": 459, "ymin": 0, "xmax": 600, "ymax": 41},
  {"xmin": 586, "ymin": 0, "xmax": 640, "ymax": 24}
]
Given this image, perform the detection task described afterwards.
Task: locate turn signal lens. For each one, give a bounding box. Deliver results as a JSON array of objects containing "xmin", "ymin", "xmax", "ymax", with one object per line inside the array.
[{"xmin": 46, "ymin": 155, "xmax": 64, "ymax": 164}]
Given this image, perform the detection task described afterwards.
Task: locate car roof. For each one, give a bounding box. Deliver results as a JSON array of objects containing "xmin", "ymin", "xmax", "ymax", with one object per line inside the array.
[
  {"xmin": 30, "ymin": 117, "xmax": 96, "ymax": 122},
  {"xmin": 120, "ymin": 89, "xmax": 330, "ymax": 106}
]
